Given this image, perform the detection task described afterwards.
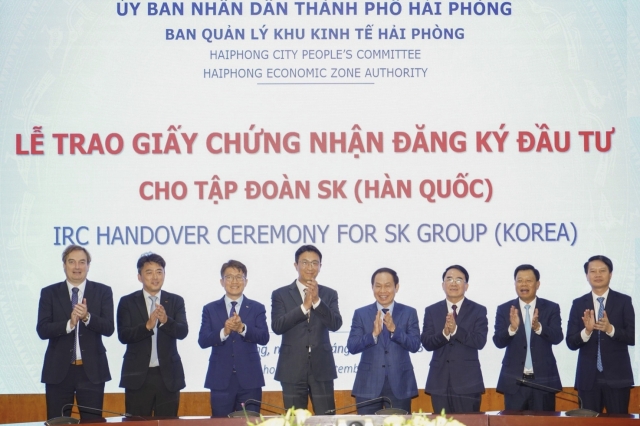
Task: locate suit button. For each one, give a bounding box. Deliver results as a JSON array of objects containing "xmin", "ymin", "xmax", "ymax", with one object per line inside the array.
[
  {"xmin": 382, "ymin": 365, "xmax": 385, "ymax": 368},
  {"xmin": 308, "ymin": 329, "xmax": 311, "ymax": 332},
  {"xmin": 385, "ymin": 351, "xmax": 389, "ymax": 354},
  {"xmin": 446, "ymin": 360, "xmax": 450, "ymax": 363}
]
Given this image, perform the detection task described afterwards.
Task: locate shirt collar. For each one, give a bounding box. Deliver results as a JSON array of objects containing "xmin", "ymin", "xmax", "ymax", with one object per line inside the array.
[
  {"xmin": 446, "ymin": 297, "xmax": 465, "ymax": 312},
  {"xmin": 296, "ymin": 279, "xmax": 309, "ymax": 298},
  {"xmin": 143, "ymin": 289, "xmax": 161, "ymax": 302},
  {"xmin": 66, "ymin": 280, "xmax": 86, "ymax": 296},
  {"xmin": 519, "ymin": 297, "xmax": 537, "ymax": 312},
  {"xmin": 225, "ymin": 294, "xmax": 244, "ymax": 308},
  {"xmin": 376, "ymin": 301, "xmax": 395, "ymax": 314},
  {"xmin": 592, "ymin": 288, "xmax": 610, "ymax": 306}
]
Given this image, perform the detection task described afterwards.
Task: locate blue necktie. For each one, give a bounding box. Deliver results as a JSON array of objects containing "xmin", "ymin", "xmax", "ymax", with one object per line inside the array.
[
  {"xmin": 524, "ymin": 305, "xmax": 533, "ymax": 371},
  {"xmin": 71, "ymin": 288, "xmax": 79, "ymax": 363},
  {"xmin": 230, "ymin": 301, "xmax": 237, "ymax": 318},
  {"xmin": 597, "ymin": 297, "xmax": 604, "ymax": 372},
  {"xmin": 149, "ymin": 296, "xmax": 159, "ymax": 366}
]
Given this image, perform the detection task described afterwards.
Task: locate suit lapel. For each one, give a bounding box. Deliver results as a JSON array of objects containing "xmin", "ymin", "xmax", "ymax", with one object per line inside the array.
[
  {"xmin": 515, "ymin": 298, "xmax": 526, "ymax": 335},
  {"xmin": 392, "ymin": 302, "xmax": 404, "ymax": 323},
  {"xmin": 456, "ymin": 299, "xmax": 469, "ymax": 324},
  {"xmin": 288, "ymin": 282, "xmax": 303, "ymax": 305},
  {"xmin": 583, "ymin": 292, "xmax": 595, "ymax": 311},
  {"xmin": 238, "ymin": 297, "xmax": 251, "ymax": 318},
  {"xmin": 215, "ymin": 296, "xmax": 228, "ymax": 323},
  {"xmin": 603, "ymin": 290, "xmax": 616, "ymax": 312},
  {"xmin": 55, "ymin": 282, "xmax": 72, "ymax": 316},
  {"xmin": 135, "ymin": 290, "xmax": 149, "ymax": 320},
  {"xmin": 367, "ymin": 303, "xmax": 378, "ymax": 327}
]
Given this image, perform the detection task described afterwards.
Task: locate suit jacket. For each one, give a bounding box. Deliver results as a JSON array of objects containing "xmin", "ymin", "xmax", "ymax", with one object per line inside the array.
[
  {"xmin": 493, "ymin": 298, "xmax": 563, "ymax": 394},
  {"xmin": 198, "ymin": 295, "xmax": 270, "ymax": 390},
  {"xmin": 117, "ymin": 290, "xmax": 188, "ymax": 392},
  {"xmin": 347, "ymin": 302, "xmax": 420, "ymax": 400},
  {"xmin": 566, "ymin": 289, "xmax": 635, "ymax": 390},
  {"xmin": 37, "ymin": 280, "xmax": 114, "ymax": 385},
  {"xmin": 422, "ymin": 298, "xmax": 487, "ymax": 395},
  {"xmin": 271, "ymin": 281, "xmax": 342, "ymax": 382}
]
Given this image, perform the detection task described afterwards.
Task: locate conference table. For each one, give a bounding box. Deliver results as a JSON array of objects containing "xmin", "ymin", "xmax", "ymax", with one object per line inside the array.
[{"xmin": 7, "ymin": 412, "xmax": 639, "ymax": 426}]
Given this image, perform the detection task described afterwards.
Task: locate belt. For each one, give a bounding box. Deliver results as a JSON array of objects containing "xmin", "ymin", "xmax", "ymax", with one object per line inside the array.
[
  {"xmin": 71, "ymin": 359, "xmax": 83, "ymax": 366},
  {"xmin": 522, "ymin": 373, "xmax": 535, "ymax": 380}
]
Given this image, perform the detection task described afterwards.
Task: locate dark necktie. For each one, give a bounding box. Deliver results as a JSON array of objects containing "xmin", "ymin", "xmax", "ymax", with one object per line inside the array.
[
  {"xmin": 230, "ymin": 301, "xmax": 237, "ymax": 318},
  {"xmin": 381, "ymin": 308, "xmax": 390, "ymax": 345},
  {"xmin": 452, "ymin": 304, "xmax": 458, "ymax": 320},
  {"xmin": 597, "ymin": 297, "xmax": 604, "ymax": 372},
  {"xmin": 71, "ymin": 288, "xmax": 79, "ymax": 362}
]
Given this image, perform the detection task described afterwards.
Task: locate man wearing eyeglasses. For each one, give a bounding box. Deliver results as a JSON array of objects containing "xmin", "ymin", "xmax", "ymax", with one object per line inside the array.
[
  {"xmin": 198, "ymin": 259, "xmax": 270, "ymax": 416},
  {"xmin": 421, "ymin": 265, "xmax": 488, "ymax": 413},
  {"xmin": 493, "ymin": 264, "xmax": 563, "ymax": 411},
  {"xmin": 271, "ymin": 245, "xmax": 343, "ymax": 415}
]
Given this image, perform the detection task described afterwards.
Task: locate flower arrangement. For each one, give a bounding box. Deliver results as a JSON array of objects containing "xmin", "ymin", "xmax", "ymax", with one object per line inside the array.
[
  {"xmin": 247, "ymin": 407, "xmax": 313, "ymax": 426},
  {"xmin": 382, "ymin": 411, "xmax": 466, "ymax": 426},
  {"xmin": 248, "ymin": 407, "xmax": 465, "ymax": 426}
]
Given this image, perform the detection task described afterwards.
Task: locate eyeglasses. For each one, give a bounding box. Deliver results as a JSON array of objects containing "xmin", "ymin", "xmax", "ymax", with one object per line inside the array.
[
  {"xmin": 299, "ymin": 261, "xmax": 320, "ymax": 268},
  {"xmin": 224, "ymin": 275, "xmax": 245, "ymax": 282},
  {"xmin": 444, "ymin": 277, "xmax": 466, "ymax": 284},
  {"xmin": 516, "ymin": 279, "xmax": 535, "ymax": 285}
]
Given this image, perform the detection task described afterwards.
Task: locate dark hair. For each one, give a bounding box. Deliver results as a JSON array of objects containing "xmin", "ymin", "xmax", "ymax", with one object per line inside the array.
[
  {"xmin": 514, "ymin": 264, "xmax": 540, "ymax": 281},
  {"xmin": 221, "ymin": 259, "xmax": 247, "ymax": 278},
  {"xmin": 295, "ymin": 245, "xmax": 322, "ymax": 263},
  {"xmin": 442, "ymin": 265, "xmax": 469, "ymax": 283},
  {"xmin": 584, "ymin": 255, "xmax": 613, "ymax": 273},
  {"xmin": 371, "ymin": 267, "xmax": 399, "ymax": 286},
  {"xmin": 137, "ymin": 252, "xmax": 166, "ymax": 274}
]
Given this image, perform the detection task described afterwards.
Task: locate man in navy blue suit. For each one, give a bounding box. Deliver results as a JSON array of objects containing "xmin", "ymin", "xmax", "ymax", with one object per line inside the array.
[
  {"xmin": 422, "ymin": 265, "xmax": 487, "ymax": 413},
  {"xmin": 347, "ymin": 267, "xmax": 420, "ymax": 414},
  {"xmin": 37, "ymin": 245, "xmax": 114, "ymax": 420},
  {"xmin": 198, "ymin": 259, "xmax": 270, "ymax": 417},
  {"xmin": 493, "ymin": 264, "xmax": 563, "ymax": 411},
  {"xmin": 566, "ymin": 255, "xmax": 635, "ymax": 414}
]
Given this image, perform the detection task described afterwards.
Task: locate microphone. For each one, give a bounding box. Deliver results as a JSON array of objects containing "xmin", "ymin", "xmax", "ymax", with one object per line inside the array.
[
  {"xmin": 243, "ymin": 399, "xmax": 287, "ymax": 414},
  {"xmin": 45, "ymin": 404, "xmax": 132, "ymax": 425},
  {"xmin": 325, "ymin": 396, "xmax": 393, "ymax": 415},
  {"xmin": 228, "ymin": 402, "xmax": 261, "ymax": 419},
  {"xmin": 515, "ymin": 378, "xmax": 598, "ymax": 417}
]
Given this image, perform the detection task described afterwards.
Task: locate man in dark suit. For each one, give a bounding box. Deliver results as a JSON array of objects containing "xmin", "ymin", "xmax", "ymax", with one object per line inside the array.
[
  {"xmin": 493, "ymin": 264, "xmax": 563, "ymax": 411},
  {"xmin": 37, "ymin": 245, "xmax": 114, "ymax": 420},
  {"xmin": 421, "ymin": 265, "xmax": 487, "ymax": 413},
  {"xmin": 271, "ymin": 244, "xmax": 342, "ymax": 414},
  {"xmin": 198, "ymin": 259, "xmax": 270, "ymax": 417},
  {"xmin": 566, "ymin": 255, "xmax": 635, "ymax": 414},
  {"xmin": 347, "ymin": 267, "xmax": 420, "ymax": 414},
  {"xmin": 117, "ymin": 253, "xmax": 188, "ymax": 417}
]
